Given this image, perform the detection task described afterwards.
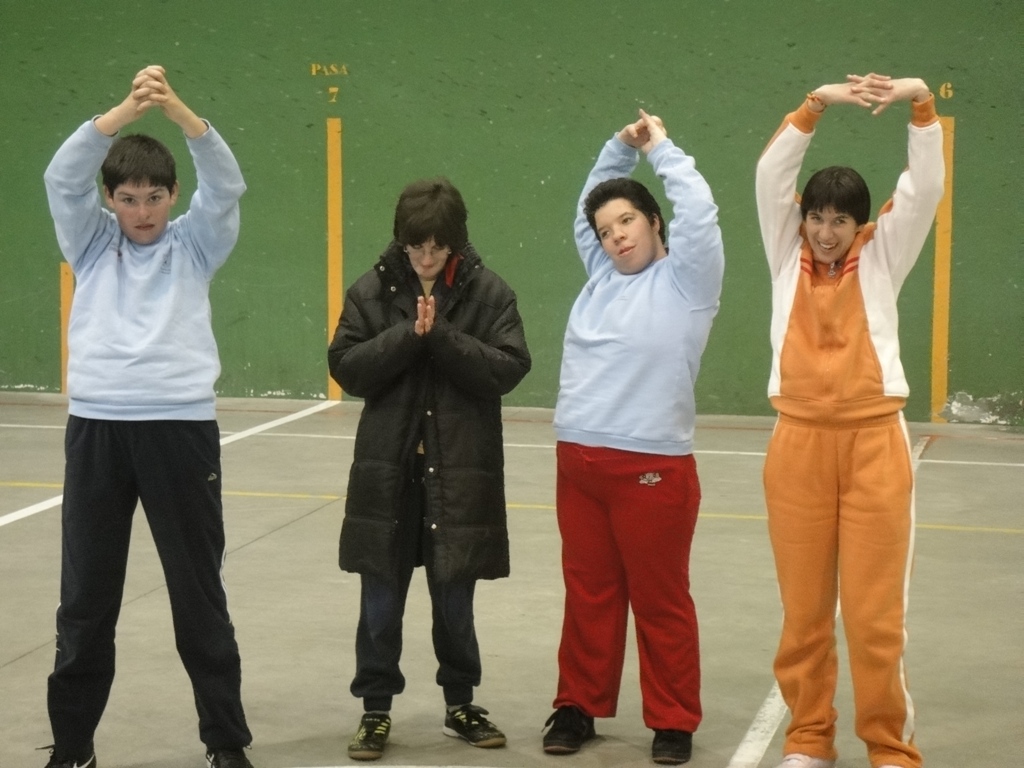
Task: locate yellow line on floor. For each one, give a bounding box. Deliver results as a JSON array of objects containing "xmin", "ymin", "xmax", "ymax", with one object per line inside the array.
[
  {"xmin": 225, "ymin": 491, "xmax": 340, "ymax": 500},
  {"xmin": 917, "ymin": 523, "xmax": 1023, "ymax": 534},
  {"xmin": 508, "ymin": 504, "xmax": 1022, "ymax": 534}
]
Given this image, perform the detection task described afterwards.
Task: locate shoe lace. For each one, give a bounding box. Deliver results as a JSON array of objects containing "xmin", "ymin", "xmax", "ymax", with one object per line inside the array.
[
  {"xmin": 453, "ymin": 704, "xmax": 492, "ymax": 728},
  {"xmin": 544, "ymin": 705, "xmax": 584, "ymax": 731},
  {"xmin": 654, "ymin": 728, "xmax": 688, "ymax": 741},
  {"xmin": 39, "ymin": 745, "xmax": 94, "ymax": 768},
  {"xmin": 361, "ymin": 713, "xmax": 390, "ymax": 736}
]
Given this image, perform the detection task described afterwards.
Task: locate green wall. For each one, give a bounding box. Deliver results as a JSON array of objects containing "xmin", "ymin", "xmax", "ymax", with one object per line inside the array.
[{"xmin": 1, "ymin": 1, "xmax": 1020, "ymax": 423}]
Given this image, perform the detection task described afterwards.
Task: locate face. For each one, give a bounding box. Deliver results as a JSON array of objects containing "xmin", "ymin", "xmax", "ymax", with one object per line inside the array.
[
  {"xmin": 803, "ymin": 207, "xmax": 864, "ymax": 264},
  {"xmin": 104, "ymin": 181, "xmax": 179, "ymax": 245},
  {"xmin": 593, "ymin": 199, "xmax": 666, "ymax": 275},
  {"xmin": 404, "ymin": 236, "xmax": 452, "ymax": 281}
]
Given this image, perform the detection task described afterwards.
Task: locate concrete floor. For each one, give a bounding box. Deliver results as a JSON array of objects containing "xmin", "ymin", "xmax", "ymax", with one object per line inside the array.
[{"xmin": 1, "ymin": 392, "xmax": 1021, "ymax": 768}]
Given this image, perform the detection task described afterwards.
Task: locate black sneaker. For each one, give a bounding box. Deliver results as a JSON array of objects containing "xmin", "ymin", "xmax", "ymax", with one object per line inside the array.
[
  {"xmin": 442, "ymin": 704, "xmax": 506, "ymax": 748},
  {"xmin": 542, "ymin": 705, "xmax": 596, "ymax": 754},
  {"xmin": 652, "ymin": 729, "xmax": 692, "ymax": 765},
  {"xmin": 348, "ymin": 712, "xmax": 391, "ymax": 761},
  {"xmin": 41, "ymin": 744, "xmax": 96, "ymax": 768},
  {"xmin": 206, "ymin": 749, "xmax": 254, "ymax": 768}
]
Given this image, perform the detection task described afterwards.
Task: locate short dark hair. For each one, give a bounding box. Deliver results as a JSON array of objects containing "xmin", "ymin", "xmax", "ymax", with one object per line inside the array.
[
  {"xmin": 584, "ymin": 178, "xmax": 666, "ymax": 244},
  {"xmin": 392, "ymin": 177, "xmax": 468, "ymax": 250},
  {"xmin": 101, "ymin": 134, "xmax": 177, "ymax": 194},
  {"xmin": 800, "ymin": 166, "xmax": 871, "ymax": 225}
]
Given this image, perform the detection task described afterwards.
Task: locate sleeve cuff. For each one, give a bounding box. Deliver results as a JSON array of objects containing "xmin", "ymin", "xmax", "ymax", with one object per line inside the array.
[
  {"xmin": 88, "ymin": 117, "xmax": 118, "ymax": 141},
  {"xmin": 789, "ymin": 102, "xmax": 823, "ymax": 134},
  {"xmin": 911, "ymin": 94, "xmax": 938, "ymax": 127},
  {"xmin": 185, "ymin": 119, "xmax": 213, "ymax": 142}
]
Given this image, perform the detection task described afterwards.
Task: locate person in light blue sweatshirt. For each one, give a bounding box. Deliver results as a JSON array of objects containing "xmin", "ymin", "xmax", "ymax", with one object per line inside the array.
[
  {"xmin": 41, "ymin": 65, "xmax": 255, "ymax": 768},
  {"xmin": 542, "ymin": 110, "xmax": 724, "ymax": 766}
]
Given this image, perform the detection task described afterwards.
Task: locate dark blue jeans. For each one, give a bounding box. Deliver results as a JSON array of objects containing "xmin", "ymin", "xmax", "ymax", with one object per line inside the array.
[
  {"xmin": 351, "ymin": 569, "xmax": 481, "ymax": 711},
  {"xmin": 48, "ymin": 417, "xmax": 252, "ymax": 754},
  {"xmin": 350, "ymin": 464, "xmax": 482, "ymax": 711}
]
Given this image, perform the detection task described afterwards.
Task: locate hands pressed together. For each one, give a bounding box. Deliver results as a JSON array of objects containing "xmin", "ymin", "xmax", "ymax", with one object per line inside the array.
[
  {"xmin": 809, "ymin": 73, "xmax": 931, "ymax": 115},
  {"xmin": 415, "ymin": 295, "xmax": 436, "ymax": 336},
  {"xmin": 97, "ymin": 65, "xmax": 206, "ymax": 137}
]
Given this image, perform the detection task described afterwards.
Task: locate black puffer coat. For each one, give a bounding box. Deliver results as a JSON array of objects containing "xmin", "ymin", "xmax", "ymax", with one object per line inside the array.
[{"xmin": 328, "ymin": 241, "xmax": 531, "ymax": 583}]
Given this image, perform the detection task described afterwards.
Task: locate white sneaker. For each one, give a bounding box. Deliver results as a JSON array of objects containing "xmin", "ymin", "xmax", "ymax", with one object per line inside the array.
[{"xmin": 775, "ymin": 755, "xmax": 836, "ymax": 768}]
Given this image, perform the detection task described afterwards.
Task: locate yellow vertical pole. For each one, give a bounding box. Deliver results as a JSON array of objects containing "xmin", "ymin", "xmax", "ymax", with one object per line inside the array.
[
  {"xmin": 326, "ymin": 117, "xmax": 343, "ymax": 400},
  {"xmin": 60, "ymin": 263, "xmax": 74, "ymax": 393},
  {"xmin": 930, "ymin": 116, "xmax": 955, "ymax": 422}
]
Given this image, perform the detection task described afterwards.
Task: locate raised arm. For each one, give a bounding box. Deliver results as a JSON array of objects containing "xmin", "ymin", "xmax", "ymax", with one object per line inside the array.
[
  {"xmin": 755, "ymin": 98, "xmax": 822, "ymax": 278},
  {"xmin": 145, "ymin": 67, "xmax": 246, "ymax": 274},
  {"xmin": 646, "ymin": 124, "xmax": 724, "ymax": 307},
  {"xmin": 44, "ymin": 67, "xmax": 164, "ymax": 268},
  {"xmin": 865, "ymin": 79, "xmax": 945, "ymax": 288},
  {"xmin": 573, "ymin": 133, "xmax": 641, "ymax": 276},
  {"xmin": 44, "ymin": 122, "xmax": 117, "ymax": 268},
  {"xmin": 41, "ymin": 66, "xmax": 167, "ymax": 267}
]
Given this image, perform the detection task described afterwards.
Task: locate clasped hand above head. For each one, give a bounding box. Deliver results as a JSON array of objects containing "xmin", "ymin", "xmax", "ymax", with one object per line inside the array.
[
  {"xmin": 95, "ymin": 64, "xmax": 207, "ymax": 138},
  {"xmin": 617, "ymin": 108, "xmax": 668, "ymax": 154},
  {"xmin": 130, "ymin": 66, "xmax": 187, "ymax": 118},
  {"xmin": 811, "ymin": 73, "xmax": 931, "ymax": 115}
]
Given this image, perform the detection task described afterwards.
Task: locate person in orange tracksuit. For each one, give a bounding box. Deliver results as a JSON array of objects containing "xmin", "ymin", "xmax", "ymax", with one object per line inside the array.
[{"xmin": 754, "ymin": 74, "xmax": 945, "ymax": 768}]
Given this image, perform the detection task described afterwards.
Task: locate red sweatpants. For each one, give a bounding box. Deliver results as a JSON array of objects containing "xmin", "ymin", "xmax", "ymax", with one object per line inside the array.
[{"xmin": 553, "ymin": 441, "xmax": 702, "ymax": 731}]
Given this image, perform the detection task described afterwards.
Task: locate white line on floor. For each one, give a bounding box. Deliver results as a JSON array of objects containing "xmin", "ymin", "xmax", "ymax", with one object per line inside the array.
[
  {"xmin": 0, "ymin": 423, "xmax": 65, "ymax": 429},
  {"xmin": 0, "ymin": 494, "xmax": 66, "ymax": 528},
  {"xmin": 4, "ymin": 425, "xmax": 1021, "ymax": 467},
  {"xmin": 0, "ymin": 401, "xmax": 338, "ymax": 529},
  {"xmin": 918, "ymin": 458, "xmax": 1024, "ymax": 468},
  {"xmin": 726, "ymin": 682, "xmax": 789, "ymax": 768},
  {"xmin": 219, "ymin": 400, "xmax": 338, "ymax": 446}
]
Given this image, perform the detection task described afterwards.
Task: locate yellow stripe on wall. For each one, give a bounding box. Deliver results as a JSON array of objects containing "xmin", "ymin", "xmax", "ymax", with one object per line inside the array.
[
  {"xmin": 326, "ymin": 117, "xmax": 343, "ymax": 401},
  {"xmin": 930, "ymin": 116, "xmax": 955, "ymax": 422},
  {"xmin": 60, "ymin": 262, "xmax": 74, "ymax": 393}
]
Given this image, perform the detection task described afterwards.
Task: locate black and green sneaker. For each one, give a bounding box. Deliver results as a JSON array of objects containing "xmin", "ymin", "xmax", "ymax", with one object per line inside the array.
[
  {"xmin": 348, "ymin": 712, "xmax": 391, "ymax": 761},
  {"xmin": 442, "ymin": 704, "xmax": 506, "ymax": 748}
]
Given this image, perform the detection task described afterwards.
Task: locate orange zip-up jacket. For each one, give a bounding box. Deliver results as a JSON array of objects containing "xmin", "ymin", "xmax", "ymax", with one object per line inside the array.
[{"xmin": 755, "ymin": 97, "xmax": 945, "ymax": 422}]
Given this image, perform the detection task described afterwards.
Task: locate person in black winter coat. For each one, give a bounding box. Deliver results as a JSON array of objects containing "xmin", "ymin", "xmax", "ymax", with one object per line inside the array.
[{"xmin": 328, "ymin": 177, "xmax": 531, "ymax": 761}]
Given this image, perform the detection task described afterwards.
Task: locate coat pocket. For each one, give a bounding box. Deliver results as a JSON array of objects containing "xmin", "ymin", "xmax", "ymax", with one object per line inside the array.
[{"xmin": 339, "ymin": 460, "xmax": 403, "ymax": 579}]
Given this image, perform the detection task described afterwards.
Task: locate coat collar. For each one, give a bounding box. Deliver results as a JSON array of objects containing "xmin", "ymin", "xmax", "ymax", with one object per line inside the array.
[{"xmin": 375, "ymin": 241, "xmax": 484, "ymax": 293}]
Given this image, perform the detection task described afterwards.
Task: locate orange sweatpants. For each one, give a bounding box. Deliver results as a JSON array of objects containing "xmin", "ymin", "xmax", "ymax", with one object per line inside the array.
[{"xmin": 764, "ymin": 413, "xmax": 922, "ymax": 768}]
